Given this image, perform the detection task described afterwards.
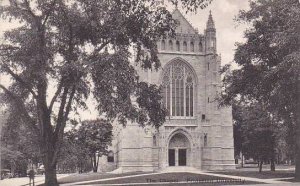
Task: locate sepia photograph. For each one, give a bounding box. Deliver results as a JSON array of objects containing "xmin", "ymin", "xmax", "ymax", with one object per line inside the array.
[{"xmin": 0, "ymin": 0, "xmax": 299, "ymax": 185}]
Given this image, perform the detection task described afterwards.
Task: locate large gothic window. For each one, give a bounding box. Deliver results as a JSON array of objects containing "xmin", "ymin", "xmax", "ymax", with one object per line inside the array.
[{"xmin": 162, "ymin": 61, "xmax": 195, "ymax": 117}]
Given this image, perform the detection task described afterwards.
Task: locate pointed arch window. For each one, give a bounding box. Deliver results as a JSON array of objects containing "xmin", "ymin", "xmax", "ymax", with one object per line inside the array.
[
  {"xmin": 183, "ymin": 41, "xmax": 187, "ymax": 52},
  {"xmin": 190, "ymin": 41, "xmax": 194, "ymax": 52},
  {"xmin": 176, "ymin": 41, "xmax": 180, "ymax": 51},
  {"xmin": 169, "ymin": 40, "xmax": 173, "ymax": 51},
  {"xmin": 161, "ymin": 40, "xmax": 166, "ymax": 50},
  {"xmin": 162, "ymin": 61, "xmax": 195, "ymax": 117},
  {"xmin": 199, "ymin": 41, "xmax": 203, "ymax": 52}
]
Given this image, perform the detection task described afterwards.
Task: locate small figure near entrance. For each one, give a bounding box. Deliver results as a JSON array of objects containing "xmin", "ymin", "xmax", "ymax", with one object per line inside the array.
[{"xmin": 28, "ymin": 169, "xmax": 35, "ymax": 186}]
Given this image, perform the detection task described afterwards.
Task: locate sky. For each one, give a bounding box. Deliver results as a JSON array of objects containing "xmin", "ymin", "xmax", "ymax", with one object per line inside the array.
[
  {"xmin": 0, "ymin": 0, "xmax": 250, "ymax": 65},
  {"xmin": 0, "ymin": 0, "xmax": 250, "ymax": 120}
]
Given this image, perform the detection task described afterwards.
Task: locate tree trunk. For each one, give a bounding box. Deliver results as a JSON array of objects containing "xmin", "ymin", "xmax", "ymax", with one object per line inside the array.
[
  {"xmin": 92, "ymin": 155, "xmax": 97, "ymax": 173},
  {"xmin": 44, "ymin": 165, "xmax": 58, "ymax": 186},
  {"xmin": 40, "ymin": 115, "xmax": 59, "ymax": 186},
  {"xmin": 241, "ymin": 154, "xmax": 244, "ymax": 168},
  {"xmin": 43, "ymin": 143, "xmax": 59, "ymax": 186},
  {"xmin": 295, "ymin": 75, "xmax": 300, "ymax": 181},
  {"xmin": 259, "ymin": 161, "xmax": 263, "ymax": 173},
  {"xmin": 270, "ymin": 158, "xmax": 275, "ymax": 171}
]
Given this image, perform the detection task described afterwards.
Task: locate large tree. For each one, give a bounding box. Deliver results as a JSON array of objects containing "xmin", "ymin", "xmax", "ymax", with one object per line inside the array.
[
  {"xmin": 0, "ymin": 0, "xmax": 212, "ymax": 185},
  {"xmin": 220, "ymin": 0, "xmax": 300, "ymax": 180},
  {"xmin": 233, "ymin": 101, "xmax": 277, "ymax": 172},
  {"xmin": 71, "ymin": 119, "xmax": 113, "ymax": 173}
]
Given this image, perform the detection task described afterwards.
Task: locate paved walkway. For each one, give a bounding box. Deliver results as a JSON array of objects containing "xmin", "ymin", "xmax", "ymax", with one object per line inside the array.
[
  {"xmin": 0, "ymin": 174, "xmax": 70, "ymax": 186},
  {"xmin": 60, "ymin": 169, "xmax": 295, "ymax": 186}
]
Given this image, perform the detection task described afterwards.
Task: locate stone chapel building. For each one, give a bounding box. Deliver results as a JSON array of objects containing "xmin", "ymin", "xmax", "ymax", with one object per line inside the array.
[{"xmin": 98, "ymin": 9, "xmax": 235, "ymax": 172}]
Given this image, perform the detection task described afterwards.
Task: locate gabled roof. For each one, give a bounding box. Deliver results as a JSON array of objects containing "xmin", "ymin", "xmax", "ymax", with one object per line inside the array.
[{"xmin": 171, "ymin": 8, "xmax": 197, "ymax": 34}]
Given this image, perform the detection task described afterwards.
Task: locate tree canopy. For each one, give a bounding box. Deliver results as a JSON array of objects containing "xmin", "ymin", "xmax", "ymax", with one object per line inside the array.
[
  {"xmin": 221, "ymin": 0, "xmax": 300, "ymax": 179},
  {"xmin": 233, "ymin": 101, "xmax": 277, "ymax": 172},
  {"xmin": 71, "ymin": 119, "xmax": 113, "ymax": 172},
  {"xmin": 0, "ymin": 0, "xmax": 212, "ymax": 185}
]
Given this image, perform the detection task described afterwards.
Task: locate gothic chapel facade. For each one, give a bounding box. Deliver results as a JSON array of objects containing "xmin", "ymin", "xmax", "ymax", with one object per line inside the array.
[{"xmin": 98, "ymin": 9, "xmax": 235, "ymax": 172}]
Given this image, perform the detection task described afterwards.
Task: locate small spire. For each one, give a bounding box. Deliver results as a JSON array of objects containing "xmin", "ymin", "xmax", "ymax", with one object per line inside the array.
[{"xmin": 206, "ymin": 10, "xmax": 215, "ymax": 30}]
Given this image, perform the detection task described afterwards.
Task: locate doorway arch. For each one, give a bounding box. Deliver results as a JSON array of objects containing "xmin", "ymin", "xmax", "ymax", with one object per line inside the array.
[{"xmin": 168, "ymin": 132, "xmax": 191, "ymax": 166}]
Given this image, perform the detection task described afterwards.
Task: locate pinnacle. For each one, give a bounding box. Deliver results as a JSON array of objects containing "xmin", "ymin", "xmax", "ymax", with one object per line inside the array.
[{"xmin": 207, "ymin": 10, "xmax": 215, "ymax": 29}]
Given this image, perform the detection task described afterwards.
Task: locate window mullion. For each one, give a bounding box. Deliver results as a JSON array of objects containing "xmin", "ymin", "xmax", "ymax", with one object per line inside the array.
[
  {"xmin": 174, "ymin": 79, "xmax": 177, "ymax": 116},
  {"xmin": 184, "ymin": 68, "xmax": 186, "ymax": 118},
  {"xmin": 170, "ymin": 66, "xmax": 172, "ymax": 116}
]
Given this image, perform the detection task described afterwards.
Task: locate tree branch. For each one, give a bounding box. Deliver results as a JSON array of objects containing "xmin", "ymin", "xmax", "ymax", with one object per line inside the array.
[
  {"xmin": 92, "ymin": 41, "xmax": 110, "ymax": 56},
  {"xmin": 51, "ymin": 85, "xmax": 76, "ymax": 167},
  {"xmin": 54, "ymin": 86, "xmax": 69, "ymax": 135},
  {"xmin": 18, "ymin": 0, "xmax": 38, "ymax": 19},
  {"xmin": 42, "ymin": 0, "xmax": 58, "ymax": 26},
  {"xmin": 2, "ymin": 64, "xmax": 38, "ymax": 99},
  {"xmin": 63, "ymin": 85, "xmax": 76, "ymax": 124},
  {"xmin": 0, "ymin": 84, "xmax": 38, "ymax": 132},
  {"xmin": 48, "ymin": 80, "xmax": 64, "ymax": 113}
]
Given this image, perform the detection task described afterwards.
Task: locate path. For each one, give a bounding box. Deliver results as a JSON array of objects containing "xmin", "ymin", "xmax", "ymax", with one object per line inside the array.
[{"xmin": 0, "ymin": 174, "xmax": 70, "ymax": 186}]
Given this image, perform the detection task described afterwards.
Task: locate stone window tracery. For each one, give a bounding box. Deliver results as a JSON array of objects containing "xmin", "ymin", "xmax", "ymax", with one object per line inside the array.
[{"xmin": 162, "ymin": 61, "xmax": 195, "ymax": 117}]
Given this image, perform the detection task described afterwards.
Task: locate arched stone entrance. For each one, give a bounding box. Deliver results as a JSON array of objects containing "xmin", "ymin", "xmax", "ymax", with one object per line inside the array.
[{"xmin": 168, "ymin": 133, "xmax": 191, "ymax": 166}]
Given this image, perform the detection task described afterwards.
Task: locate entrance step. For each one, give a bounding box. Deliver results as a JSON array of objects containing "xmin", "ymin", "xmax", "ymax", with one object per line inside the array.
[{"xmin": 160, "ymin": 166, "xmax": 200, "ymax": 173}]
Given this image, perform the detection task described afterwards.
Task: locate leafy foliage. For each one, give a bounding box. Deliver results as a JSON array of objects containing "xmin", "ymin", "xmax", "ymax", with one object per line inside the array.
[
  {"xmin": 63, "ymin": 119, "xmax": 113, "ymax": 173},
  {"xmin": 233, "ymin": 102, "xmax": 277, "ymax": 172},
  {"xmin": 75, "ymin": 119, "xmax": 113, "ymax": 156},
  {"xmin": 1, "ymin": 107, "xmax": 40, "ymax": 175},
  {"xmin": 0, "ymin": 0, "xmax": 212, "ymax": 185},
  {"xmin": 220, "ymin": 0, "xmax": 300, "ymax": 177}
]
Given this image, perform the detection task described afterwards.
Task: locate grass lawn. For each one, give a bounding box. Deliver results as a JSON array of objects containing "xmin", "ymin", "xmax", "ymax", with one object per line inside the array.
[
  {"xmin": 212, "ymin": 170, "xmax": 294, "ymax": 179},
  {"xmin": 36, "ymin": 166, "xmax": 296, "ymax": 186},
  {"xmin": 57, "ymin": 171, "xmax": 148, "ymax": 184},
  {"xmin": 80, "ymin": 172, "xmax": 260, "ymax": 185}
]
